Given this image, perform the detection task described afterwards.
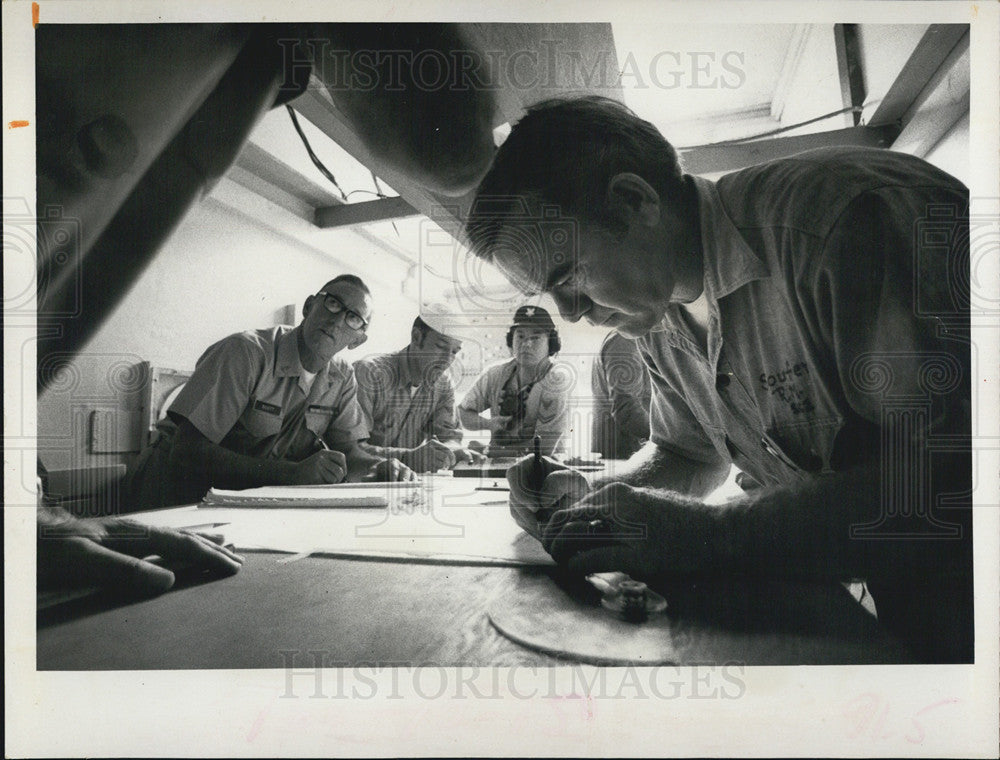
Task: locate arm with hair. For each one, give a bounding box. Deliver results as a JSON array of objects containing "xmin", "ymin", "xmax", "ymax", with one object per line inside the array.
[{"xmin": 543, "ymin": 185, "xmax": 973, "ymax": 661}]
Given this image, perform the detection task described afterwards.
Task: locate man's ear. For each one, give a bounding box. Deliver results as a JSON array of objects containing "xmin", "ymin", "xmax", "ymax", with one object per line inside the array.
[
  {"xmin": 605, "ymin": 173, "xmax": 661, "ymax": 229},
  {"xmin": 411, "ymin": 325, "xmax": 424, "ymax": 348},
  {"xmin": 348, "ymin": 333, "xmax": 368, "ymax": 350},
  {"xmin": 302, "ymin": 295, "xmax": 315, "ymax": 320}
]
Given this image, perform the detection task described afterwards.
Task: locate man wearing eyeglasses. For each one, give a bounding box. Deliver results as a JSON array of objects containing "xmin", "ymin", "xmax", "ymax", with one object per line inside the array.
[{"xmin": 125, "ymin": 275, "xmax": 414, "ymax": 509}]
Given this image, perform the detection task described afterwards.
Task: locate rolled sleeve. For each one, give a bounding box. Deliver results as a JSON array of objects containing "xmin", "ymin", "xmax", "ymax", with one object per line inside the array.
[
  {"xmin": 459, "ymin": 368, "xmax": 494, "ymax": 413},
  {"xmin": 167, "ymin": 334, "xmax": 263, "ymax": 444},
  {"xmin": 352, "ymin": 359, "xmax": 378, "ymax": 433},
  {"xmin": 324, "ymin": 367, "xmax": 370, "ymax": 446},
  {"xmin": 810, "ymin": 186, "xmax": 971, "ymax": 439}
]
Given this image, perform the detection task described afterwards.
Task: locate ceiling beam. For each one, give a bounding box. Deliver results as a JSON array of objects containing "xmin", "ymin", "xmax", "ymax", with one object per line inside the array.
[
  {"xmin": 867, "ymin": 24, "xmax": 968, "ymax": 127},
  {"xmin": 314, "ymin": 196, "xmax": 419, "ymax": 229},
  {"xmin": 680, "ymin": 124, "xmax": 900, "ymax": 176}
]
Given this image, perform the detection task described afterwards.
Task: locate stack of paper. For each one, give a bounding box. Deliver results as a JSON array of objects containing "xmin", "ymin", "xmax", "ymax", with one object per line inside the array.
[{"xmin": 201, "ymin": 485, "xmax": 401, "ymax": 509}]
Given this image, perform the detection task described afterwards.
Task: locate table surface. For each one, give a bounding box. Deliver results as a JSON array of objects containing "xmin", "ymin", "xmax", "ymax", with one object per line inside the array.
[{"xmin": 36, "ymin": 482, "xmax": 913, "ymax": 669}]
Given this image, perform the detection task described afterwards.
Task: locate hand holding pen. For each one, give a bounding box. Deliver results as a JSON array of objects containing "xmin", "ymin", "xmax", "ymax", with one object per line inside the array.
[
  {"xmin": 289, "ymin": 431, "xmax": 348, "ymax": 485},
  {"xmin": 506, "ymin": 434, "xmax": 590, "ymax": 540}
]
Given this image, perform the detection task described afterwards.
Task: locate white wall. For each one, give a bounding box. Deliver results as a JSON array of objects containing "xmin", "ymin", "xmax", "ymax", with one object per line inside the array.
[{"xmin": 38, "ymin": 193, "xmax": 417, "ymax": 472}]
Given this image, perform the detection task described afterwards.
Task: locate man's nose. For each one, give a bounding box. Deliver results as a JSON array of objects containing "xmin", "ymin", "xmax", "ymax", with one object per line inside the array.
[{"xmin": 552, "ymin": 289, "xmax": 587, "ymax": 323}]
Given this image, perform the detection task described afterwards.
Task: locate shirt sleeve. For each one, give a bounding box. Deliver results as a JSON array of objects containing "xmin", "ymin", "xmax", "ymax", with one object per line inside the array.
[
  {"xmin": 603, "ymin": 337, "xmax": 652, "ymax": 443},
  {"xmin": 642, "ymin": 344, "xmax": 728, "ymax": 466},
  {"xmin": 459, "ymin": 366, "xmax": 495, "ymax": 413},
  {"xmin": 431, "ymin": 377, "xmax": 463, "ymax": 443},
  {"xmin": 166, "ymin": 333, "xmax": 263, "ymax": 444},
  {"xmin": 809, "ymin": 185, "xmax": 971, "ymax": 441},
  {"xmin": 323, "ymin": 366, "xmax": 370, "ymax": 446},
  {"xmin": 352, "ymin": 359, "xmax": 378, "ymax": 435}
]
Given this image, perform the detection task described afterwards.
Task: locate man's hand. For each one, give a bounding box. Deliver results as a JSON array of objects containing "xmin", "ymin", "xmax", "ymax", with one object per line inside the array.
[
  {"xmin": 37, "ymin": 508, "xmax": 244, "ymax": 597},
  {"xmin": 540, "ymin": 483, "xmax": 721, "ymax": 580},
  {"xmin": 452, "ymin": 447, "xmax": 488, "ymax": 466},
  {"xmin": 401, "ymin": 439, "xmax": 456, "ymax": 472},
  {"xmin": 488, "ymin": 415, "xmax": 513, "ymax": 432},
  {"xmin": 366, "ymin": 458, "xmax": 418, "ymax": 482},
  {"xmin": 291, "ymin": 449, "xmax": 348, "ymax": 484},
  {"xmin": 507, "ymin": 455, "xmax": 590, "ymax": 539}
]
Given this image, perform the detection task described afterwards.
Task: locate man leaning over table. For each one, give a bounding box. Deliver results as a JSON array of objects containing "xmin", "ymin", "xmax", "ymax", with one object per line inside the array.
[
  {"xmin": 125, "ymin": 274, "xmax": 415, "ymax": 510},
  {"xmin": 467, "ymin": 97, "xmax": 972, "ymax": 663},
  {"xmin": 353, "ymin": 309, "xmax": 485, "ymax": 473}
]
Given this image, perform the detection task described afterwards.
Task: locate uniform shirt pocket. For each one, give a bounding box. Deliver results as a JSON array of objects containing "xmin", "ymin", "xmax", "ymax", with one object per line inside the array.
[
  {"xmin": 305, "ymin": 404, "xmax": 336, "ymax": 436},
  {"xmin": 244, "ymin": 398, "xmax": 284, "ymax": 438}
]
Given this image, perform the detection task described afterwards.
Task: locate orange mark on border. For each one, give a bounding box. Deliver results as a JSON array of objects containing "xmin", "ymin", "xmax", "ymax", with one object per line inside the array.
[
  {"xmin": 32, "ymin": 3, "xmax": 40, "ymax": 28},
  {"xmin": 9, "ymin": 120, "xmax": 30, "ymax": 129}
]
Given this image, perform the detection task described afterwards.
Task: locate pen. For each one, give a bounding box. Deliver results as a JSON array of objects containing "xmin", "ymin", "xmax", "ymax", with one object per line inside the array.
[
  {"xmin": 178, "ymin": 522, "xmax": 231, "ymax": 531},
  {"xmin": 313, "ymin": 431, "xmax": 330, "ymax": 451},
  {"xmin": 530, "ymin": 434, "xmax": 544, "ymax": 491}
]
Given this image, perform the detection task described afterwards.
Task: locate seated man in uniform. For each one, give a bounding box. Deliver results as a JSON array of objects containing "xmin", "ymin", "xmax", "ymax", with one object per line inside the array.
[
  {"xmin": 458, "ymin": 305, "xmax": 570, "ymax": 457},
  {"xmin": 353, "ymin": 312, "xmax": 484, "ymax": 472},
  {"xmin": 468, "ymin": 97, "xmax": 972, "ymax": 663},
  {"xmin": 591, "ymin": 330, "xmax": 652, "ymax": 460},
  {"xmin": 126, "ymin": 274, "xmax": 413, "ymax": 509}
]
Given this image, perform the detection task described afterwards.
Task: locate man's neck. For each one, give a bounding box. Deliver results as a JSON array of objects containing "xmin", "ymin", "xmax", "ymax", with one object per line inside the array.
[
  {"xmin": 666, "ymin": 176, "xmax": 706, "ymax": 306},
  {"xmin": 517, "ymin": 357, "xmax": 550, "ymax": 384},
  {"xmin": 402, "ymin": 346, "xmax": 421, "ymax": 387}
]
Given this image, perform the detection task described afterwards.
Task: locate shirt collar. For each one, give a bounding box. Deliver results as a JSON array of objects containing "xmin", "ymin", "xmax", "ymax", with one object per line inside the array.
[
  {"xmin": 275, "ymin": 326, "xmax": 344, "ymax": 390},
  {"xmin": 394, "ymin": 347, "xmax": 417, "ymax": 388},
  {"xmin": 691, "ymin": 174, "xmax": 770, "ymax": 300}
]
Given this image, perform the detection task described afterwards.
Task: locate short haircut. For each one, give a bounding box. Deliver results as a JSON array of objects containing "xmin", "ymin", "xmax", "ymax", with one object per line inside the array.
[
  {"xmin": 412, "ymin": 316, "xmax": 431, "ymax": 340},
  {"xmin": 326, "ymin": 273, "xmax": 371, "ymax": 295},
  {"xmin": 464, "ymin": 96, "xmax": 685, "ymax": 260}
]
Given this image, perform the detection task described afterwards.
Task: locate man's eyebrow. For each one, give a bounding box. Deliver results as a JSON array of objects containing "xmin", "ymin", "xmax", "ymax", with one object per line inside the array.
[{"xmin": 542, "ymin": 261, "xmax": 574, "ymax": 293}]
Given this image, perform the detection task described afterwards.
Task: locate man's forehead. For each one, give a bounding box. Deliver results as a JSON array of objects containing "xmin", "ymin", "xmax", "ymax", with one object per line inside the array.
[
  {"xmin": 426, "ymin": 328, "xmax": 463, "ymax": 349},
  {"xmin": 322, "ymin": 281, "xmax": 372, "ymax": 315},
  {"xmin": 489, "ymin": 221, "xmax": 583, "ymax": 295}
]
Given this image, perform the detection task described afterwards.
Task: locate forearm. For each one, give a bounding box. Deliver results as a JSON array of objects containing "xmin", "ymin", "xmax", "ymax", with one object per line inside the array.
[
  {"xmin": 171, "ymin": 429, "xmax": 297, "ymax": 489},
  {"xmin": 715, "ymin": 464, "xmax": 971, "ymax": 583},
  {"xmin": 359, "ymin": 441, "xmax": 411, "ymax": 460},
  {"xmin": 459, "ymin": 407, "xmax": 491, "ymax": 431},
  {"xmin": 592, "ymin": 441, "xmax": 729, "ymax": 498}
]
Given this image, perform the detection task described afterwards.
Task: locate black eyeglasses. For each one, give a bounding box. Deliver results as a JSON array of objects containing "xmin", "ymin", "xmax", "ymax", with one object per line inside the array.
[{"xmin": 317, "ymin": 291, "xmax": 369, "ymax": 331}]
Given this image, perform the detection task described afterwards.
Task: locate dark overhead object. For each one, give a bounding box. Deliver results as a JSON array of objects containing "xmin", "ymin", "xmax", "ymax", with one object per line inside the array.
[
  {"xmin": 298, "ymin": 23, "xmax": 499, "ymax": 197},
  {"xmin": 833, "ymin": 24, "xmax": 866, "ymax": 127},
  {"xmin": 35, "ymin": 24, "xmax": 501, "ymax": 386},
  {"xmin": 37, "ymin": 27, "xmax": 285, "ymax": 388},
  {"xmin": 867, "ymin": 24, "xmax": 968, "ymax": 127},
  {"xmin": 314, "ymin": 197, "xmax": 419, "ymax": 229},
  {"xmin": 680, "ymin": 124, "xmax": 901, "ymax": 176}
]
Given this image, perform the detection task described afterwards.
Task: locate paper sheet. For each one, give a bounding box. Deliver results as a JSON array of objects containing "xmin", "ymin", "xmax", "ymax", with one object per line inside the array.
[{"xmin": 134, "ymin": 477, "xmax": 554, "ymax": 566}]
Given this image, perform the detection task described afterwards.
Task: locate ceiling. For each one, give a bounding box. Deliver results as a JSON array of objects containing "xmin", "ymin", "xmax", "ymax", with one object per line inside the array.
[{"xmin": 214, "ymin": 21, "xmax": 965, "ymax": 307}]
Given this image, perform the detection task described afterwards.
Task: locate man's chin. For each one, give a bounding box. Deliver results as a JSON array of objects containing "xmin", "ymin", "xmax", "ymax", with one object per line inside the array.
[{"xmin": 612, "ymin": 315, "xmax": 658, "ymax": 339}]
